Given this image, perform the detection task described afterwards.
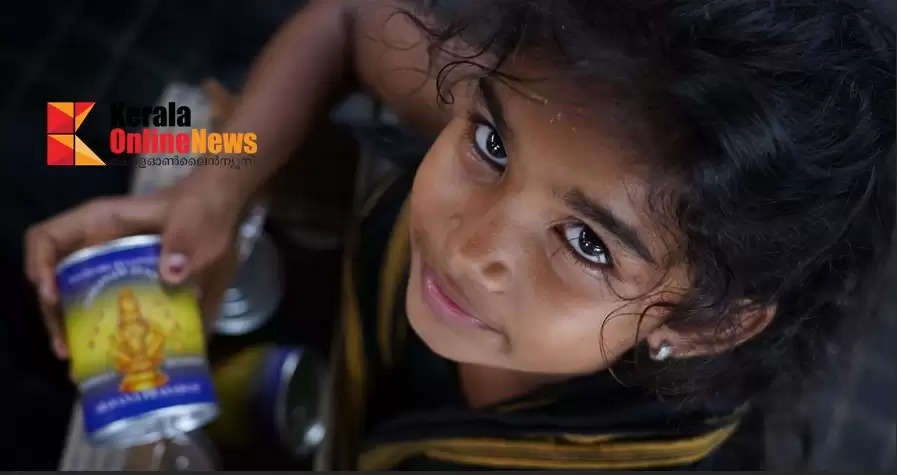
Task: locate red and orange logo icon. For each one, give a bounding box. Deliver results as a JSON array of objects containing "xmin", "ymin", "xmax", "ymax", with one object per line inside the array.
[{"xmin": 46, "ymin": 102, "xmax": 105, "ymax": 166}]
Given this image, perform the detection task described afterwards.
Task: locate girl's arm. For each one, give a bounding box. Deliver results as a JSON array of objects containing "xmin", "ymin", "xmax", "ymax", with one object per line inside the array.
[{"xmin": 192, "ymin": 0, "xmax": 448, "ymax": 199}]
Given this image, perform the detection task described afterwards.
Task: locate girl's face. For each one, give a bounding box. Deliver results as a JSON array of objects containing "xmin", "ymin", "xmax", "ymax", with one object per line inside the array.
[{"xmin": 406, "ymin": 75, "xmax": 689, "ymax": 375}]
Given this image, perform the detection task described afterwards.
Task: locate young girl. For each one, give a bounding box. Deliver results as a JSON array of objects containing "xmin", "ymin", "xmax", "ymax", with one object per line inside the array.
[{"xmin": 26, "ymin": 0, "xmax": 895, "ymax": 469}]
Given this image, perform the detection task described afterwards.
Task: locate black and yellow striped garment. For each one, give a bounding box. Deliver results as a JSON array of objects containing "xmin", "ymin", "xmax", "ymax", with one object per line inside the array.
[{"xmin": 328, "ymin": 169, "xmax": 760, "ymax": 470}]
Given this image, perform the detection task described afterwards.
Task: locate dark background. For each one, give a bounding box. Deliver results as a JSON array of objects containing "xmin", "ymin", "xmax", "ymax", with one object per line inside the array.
[{"xmin": 1, "ymin": 0, "xmax": 894, "ymax": 469}]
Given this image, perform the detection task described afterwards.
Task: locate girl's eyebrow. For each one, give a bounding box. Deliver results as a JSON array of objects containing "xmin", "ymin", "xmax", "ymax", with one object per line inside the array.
[
  {"xmin": 563, "ymin": 188, "xmax": 657, "ymax": 265},
  {"xmin": 477, "ymin": 78, "xmax": 514, "ymax": 140}
]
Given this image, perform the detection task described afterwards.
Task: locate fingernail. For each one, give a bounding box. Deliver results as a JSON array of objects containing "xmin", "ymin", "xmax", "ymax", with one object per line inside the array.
[{"xmin": 164, "ymin": 253, "xmax": 188, "ymax": 278}]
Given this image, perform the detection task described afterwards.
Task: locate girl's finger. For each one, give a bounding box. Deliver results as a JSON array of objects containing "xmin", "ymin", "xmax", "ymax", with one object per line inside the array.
[
  {"xmin": 39, "ymin": 299, "xmax": 68, "ymax": 359},
  {"xmin": 24, "ymin": 227, "xmax": 62, "ymax": 303},
  {"xmin": 27, "ymin": 194, "xmax": 171, "ymax": 312}
]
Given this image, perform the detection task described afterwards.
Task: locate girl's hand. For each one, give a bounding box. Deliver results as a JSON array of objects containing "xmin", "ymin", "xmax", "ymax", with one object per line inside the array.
[{"xmin": 24, "ymin": 176, "xmax": 245, "ymax": 359}]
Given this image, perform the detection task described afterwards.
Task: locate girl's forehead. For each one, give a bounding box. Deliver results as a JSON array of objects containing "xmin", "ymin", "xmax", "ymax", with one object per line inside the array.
[
  {"xmin": 498, "ymin": 57, "xmax": 676, "ymax": 147},
  {"xmin": 472, "ymin": 75, "xmax": 661, "ymax": 181}
]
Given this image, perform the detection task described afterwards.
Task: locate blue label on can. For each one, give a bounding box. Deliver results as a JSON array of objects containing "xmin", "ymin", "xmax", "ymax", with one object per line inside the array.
[
  {"xmin": 57, "ymin": 242, "xmax": 161, "ymax": 300},
  {"xmin": 81, "ymin": 364, "xmax": 217, "ymax": 432}
]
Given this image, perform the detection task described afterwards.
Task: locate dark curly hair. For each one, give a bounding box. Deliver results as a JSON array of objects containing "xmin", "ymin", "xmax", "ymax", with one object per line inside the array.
[{"xmin": 398, "ymin": 0, "xmax": 895, "ymax": 405}]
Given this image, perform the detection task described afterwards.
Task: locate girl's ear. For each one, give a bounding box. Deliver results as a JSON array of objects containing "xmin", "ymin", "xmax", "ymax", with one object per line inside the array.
[{"xmin": 645, "ymin": 302, "xmax": 776, "ymax": 360}]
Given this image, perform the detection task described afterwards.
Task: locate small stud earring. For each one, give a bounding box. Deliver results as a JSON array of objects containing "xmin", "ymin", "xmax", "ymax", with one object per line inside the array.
[{"xmin": 650, "ymin": 342, "xmax": 673, "ymax": 361}]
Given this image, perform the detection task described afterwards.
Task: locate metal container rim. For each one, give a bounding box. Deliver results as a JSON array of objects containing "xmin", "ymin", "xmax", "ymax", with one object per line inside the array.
[{"xmin": 56, "ymin": 234, "xmax": 162, "ymax": 275}]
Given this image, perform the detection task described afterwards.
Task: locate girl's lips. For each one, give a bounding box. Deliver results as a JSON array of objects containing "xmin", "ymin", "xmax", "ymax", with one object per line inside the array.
[{"xmin": 421, "ymin": 263, "xmax": 498, "ymax": 332}]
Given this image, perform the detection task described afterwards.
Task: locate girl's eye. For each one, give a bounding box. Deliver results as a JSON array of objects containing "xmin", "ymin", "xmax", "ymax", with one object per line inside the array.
[
  {"xmin": 473, "ymin": 123, "xmax": 508, "ymax": 170},
  {"xmin": 561, "ymin": 222, "xmax": 612, "ymax": 267}
]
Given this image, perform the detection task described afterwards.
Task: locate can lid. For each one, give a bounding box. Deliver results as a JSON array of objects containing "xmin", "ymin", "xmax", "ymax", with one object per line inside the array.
[
  {"xmin": 88, "ymin": 402, "xmax": 219, "ymax": 449},
  {"xmin": 275, "ymin": 347, "xmax": 328, "ymax": 458},
  {"xmin": 56, "ymin": 234, "xmax": 162, "ymax": 274}
]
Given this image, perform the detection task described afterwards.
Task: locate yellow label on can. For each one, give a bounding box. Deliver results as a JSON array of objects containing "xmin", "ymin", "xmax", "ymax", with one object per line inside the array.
[{"xmin": 65, "ymin": 283, "xmax": 205, "ymax": 388}]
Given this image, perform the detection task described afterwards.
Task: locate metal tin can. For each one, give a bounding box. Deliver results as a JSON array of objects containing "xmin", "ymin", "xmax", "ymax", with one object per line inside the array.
[
  {"xmin": 257, "ymin": 345, "xmax": 328, "ymax": 458},
  {"xmin": 208, "ymin": 344, "xmax": 328, "ymax": 458},
  {"xmin": 56, "ymin": 234, "xmax": 218, "ymax": 447},
  {"xmin": 214, "ymin": 232, "xmax": 284, "ymax": 336}
]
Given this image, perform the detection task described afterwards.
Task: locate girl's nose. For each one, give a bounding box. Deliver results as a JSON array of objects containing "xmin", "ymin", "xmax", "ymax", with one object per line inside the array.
[{"xmin": 447, "ymin": 209, "xmax": 515, "ymax": 294}]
